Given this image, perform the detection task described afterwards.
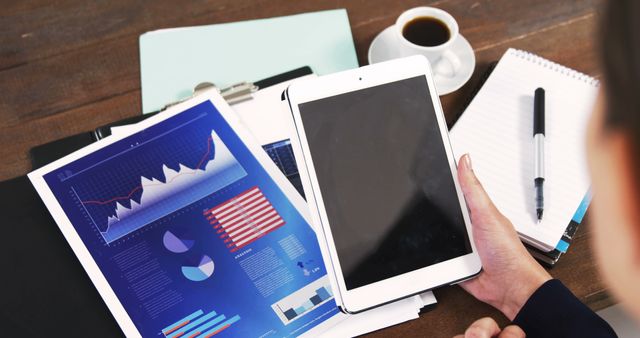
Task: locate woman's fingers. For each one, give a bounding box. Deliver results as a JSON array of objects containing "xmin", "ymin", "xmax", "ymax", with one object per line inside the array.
[
  {"xmin": 454, "ymin": 318, "xmax": 525, "ymax": 338},
  {"xmin": 453, "ymin": 318, "xmax": 525, "ymax": 338},
  {"xmin": 463, "ymin": 317, "xmax": 501, "ymax": 338},
  {"xmin": 498, "ymin": 325, "xmax": 526, "ymax": 338}
]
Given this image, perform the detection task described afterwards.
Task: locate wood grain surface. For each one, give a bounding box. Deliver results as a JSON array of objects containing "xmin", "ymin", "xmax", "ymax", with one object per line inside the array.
[{"xmin": 0, "ymin": 0, "xmax": 609, "ymax": 337}]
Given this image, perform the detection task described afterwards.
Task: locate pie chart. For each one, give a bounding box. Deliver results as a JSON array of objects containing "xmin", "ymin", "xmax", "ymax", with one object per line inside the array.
[
  {"xmin": 163, "ymin": 229, "xmax": 195, "ymax": 253},
  {"xmin": 182, "ymin": 255, "xmax": 215, "ymax": 282}
]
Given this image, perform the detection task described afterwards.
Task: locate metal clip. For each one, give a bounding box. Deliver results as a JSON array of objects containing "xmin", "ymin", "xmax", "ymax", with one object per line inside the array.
[
  {"xmin": 217, "ymin": 82, "xmax": 258, "ymax": 104},
  {"xmin": 160, "ymin": 81, "xmax": 258, "ymax": 112}
]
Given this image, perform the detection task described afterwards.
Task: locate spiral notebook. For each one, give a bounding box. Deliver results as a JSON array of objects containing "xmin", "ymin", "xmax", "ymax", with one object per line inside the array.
[{"xmin": 450, "ymin": 48, "xmax": 598, "ymax": 252}]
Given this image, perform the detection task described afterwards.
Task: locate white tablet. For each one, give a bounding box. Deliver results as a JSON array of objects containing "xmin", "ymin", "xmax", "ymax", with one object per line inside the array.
[{"xmin": 285, "ymin": 55, "xmax": 481, "ymax": 313}]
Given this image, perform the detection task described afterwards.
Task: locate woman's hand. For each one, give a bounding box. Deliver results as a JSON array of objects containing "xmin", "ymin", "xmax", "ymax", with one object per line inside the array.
[
  {"xmin": 457, "ymin": 154, "xmax": 552, "ymax": 320},
  {"xmin": 453, "ymin": 317, "xmax": 525, "ymax": 338}
]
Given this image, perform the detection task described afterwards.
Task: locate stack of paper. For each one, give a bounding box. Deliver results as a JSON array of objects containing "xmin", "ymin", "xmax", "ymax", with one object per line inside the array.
[
  {"xmin": 134, "ymin": 10, "xmax": 435, "ymax": 335},
  {"xmin": 113, "ymin": 78, "xmax": 437, "ymax": 337}
]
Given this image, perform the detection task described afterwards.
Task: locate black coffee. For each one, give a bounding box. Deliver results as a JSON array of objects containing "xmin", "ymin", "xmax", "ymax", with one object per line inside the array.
[{"xmin": 402, "ymin": 16, "xmax": 450, "ymax": 47}]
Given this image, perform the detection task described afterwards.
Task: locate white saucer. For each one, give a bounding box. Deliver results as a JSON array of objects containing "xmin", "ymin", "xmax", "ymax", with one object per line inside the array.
[{"xmin": 368, "ymin": 26, "xmax": 475, "ymax": 96}]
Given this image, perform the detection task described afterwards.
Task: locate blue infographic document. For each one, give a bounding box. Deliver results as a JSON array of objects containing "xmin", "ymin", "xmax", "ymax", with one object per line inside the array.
[{"xmin": 29, "ymin": 96, "xmax": 339, "ymax": 337}]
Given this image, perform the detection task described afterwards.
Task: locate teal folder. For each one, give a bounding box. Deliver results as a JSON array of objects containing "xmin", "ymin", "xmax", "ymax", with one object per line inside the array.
[{"xmin": 139, "ymin": 9, "xmax": 359, "ymax": 114}]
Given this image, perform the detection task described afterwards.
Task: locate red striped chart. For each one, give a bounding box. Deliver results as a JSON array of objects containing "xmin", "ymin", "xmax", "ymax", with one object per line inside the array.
[{"xmin": 204, "ymin": 187, "xmax": 285, "ymax": 252}]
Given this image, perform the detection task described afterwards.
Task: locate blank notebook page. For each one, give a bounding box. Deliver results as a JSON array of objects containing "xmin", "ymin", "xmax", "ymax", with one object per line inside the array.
[{"xmin": 449, "ymin": 49, "xmax": 598, "ymax": 251}]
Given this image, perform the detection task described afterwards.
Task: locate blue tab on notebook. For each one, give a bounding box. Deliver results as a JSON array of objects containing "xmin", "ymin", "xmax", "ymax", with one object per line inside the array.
[
  {"xmin": 556, "ymin": 240, "xmax": 570, "ymax": 253},
  {"xmin": 571, "ymin": 190, "xmax": 592, "ymax": 224},
  {"xmin": 555, "ymin": 191, "xmax": 592, "ymax": 252}
]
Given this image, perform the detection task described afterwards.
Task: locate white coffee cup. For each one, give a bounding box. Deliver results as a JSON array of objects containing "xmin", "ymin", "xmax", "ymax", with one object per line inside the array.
[{"xmin": 395, "ymin": 7, "xmax": 462, "ymax": 78}]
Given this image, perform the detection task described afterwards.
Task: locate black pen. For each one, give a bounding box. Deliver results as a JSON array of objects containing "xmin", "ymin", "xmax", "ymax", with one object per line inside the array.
[{"xmin": 534, "ymin": 88, "xmax": 545, "ymax": 222}]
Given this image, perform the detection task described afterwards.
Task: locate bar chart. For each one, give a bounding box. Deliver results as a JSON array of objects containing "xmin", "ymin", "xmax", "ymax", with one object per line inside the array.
[
  {"xmin": 161, "ymin": 308, "xmax": 240, "ymax": 338},
  {"xmin": 271, "ymin": 275, "xmax": 334, "ymax": 325},
  {"xmin": 205, "ymin": 187, "xmax": 285, "ymax": 253}
]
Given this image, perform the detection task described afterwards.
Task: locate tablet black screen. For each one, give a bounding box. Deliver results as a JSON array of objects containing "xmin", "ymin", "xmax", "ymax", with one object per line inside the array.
[{"xmin": 298, "ymin": 75, "xmax": 472, "ymax": 290}]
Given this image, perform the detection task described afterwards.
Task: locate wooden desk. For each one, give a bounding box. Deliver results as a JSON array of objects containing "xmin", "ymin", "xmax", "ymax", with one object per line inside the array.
[{"xmin": 0, "ymin": 0, "xmax": 610, "ymax": 336}]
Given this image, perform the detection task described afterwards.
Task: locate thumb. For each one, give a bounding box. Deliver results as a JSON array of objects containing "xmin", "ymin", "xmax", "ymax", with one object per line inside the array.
[
  {"xmin": 457, "ymin": 154, "xmax": 500, "ymax": 221},
  {"xmin": 498, "ymin": 325, "xmax": 526, "ymax": 338}
]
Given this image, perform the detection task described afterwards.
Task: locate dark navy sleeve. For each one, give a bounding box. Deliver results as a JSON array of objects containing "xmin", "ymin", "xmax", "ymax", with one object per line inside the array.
[{"xmin": 513, "ymin": 279, "xmax": 617, "ymax": 338}]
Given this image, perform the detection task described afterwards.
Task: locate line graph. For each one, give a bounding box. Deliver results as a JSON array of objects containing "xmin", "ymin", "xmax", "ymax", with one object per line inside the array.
[
  {"xmin": 66, "ymin": 113, "xmax": 248, "ymax": 244},
  {"xmin": 80, "ymin": 135, "xmax": 213, "ymax": 206},
  {"xmin": 60, "ymin": 112, "xmax": 208, "ymax": 182}
]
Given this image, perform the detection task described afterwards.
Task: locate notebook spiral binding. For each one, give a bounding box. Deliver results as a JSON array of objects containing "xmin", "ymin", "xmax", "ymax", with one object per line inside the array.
[{"xmin": 510, "ymin": 49, "xmax": 600, "ymax": 87}]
